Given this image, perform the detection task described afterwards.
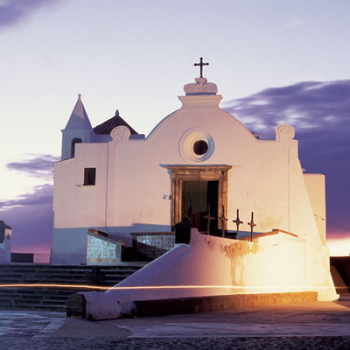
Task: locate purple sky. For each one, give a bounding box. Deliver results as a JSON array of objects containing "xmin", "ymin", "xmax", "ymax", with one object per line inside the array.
[
  {"xmin": 1, "ymin": 0, "xmax": 350, "ymax": 256},
  {"xmin": 0, "ymin": 0, "xmax": 60, "ymax": 28},
  {"xmin": 0, "ymin": 155, "xmax": 57, "ymax": 253},
  {"xmin": 0, "ymin": 80, "xmax": 349, "ymax": 253},
  {"xmin": 223, "ymin": 80, "xmax": 350, "ymax": 240}
]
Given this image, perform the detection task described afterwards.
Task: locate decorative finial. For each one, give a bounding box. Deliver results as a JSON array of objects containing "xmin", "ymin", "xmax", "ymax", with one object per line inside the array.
[
  {"xmin": 78, "ymin": 94, "xmax": 82, "ymax": 100},
  {"xmin": 115, "ymin": 109, "xmax": 119, "ymax": 117},
  {"xmin": 194, "ymin": 57, "xmax": 209, "ymax": 78}
]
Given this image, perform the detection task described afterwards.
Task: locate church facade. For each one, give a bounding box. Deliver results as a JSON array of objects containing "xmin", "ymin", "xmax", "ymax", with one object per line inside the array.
[{"xmin": 51, "ymin": 72, "xmax": 327, "ymax": 268}]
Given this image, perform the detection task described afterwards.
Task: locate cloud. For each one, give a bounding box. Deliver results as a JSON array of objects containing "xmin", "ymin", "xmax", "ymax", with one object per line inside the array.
[
  {"xmin": 223, "ymin": 80, "xmax": 350, "ymax": 137},
  {"xmin": 0, "ymin": 184, "xmax": 53, "ymax": 210},
  {"xmin": 0, "ymin": 154, "xmax": 56, "ymax": 252},
  {"xmin": 0, "ymin": 0, "xmax": 62, "ymax": 28},
  {"xmin": 6, "ymin": 154, "xmax": 59, "ymax": 179},
  {"xmin": 0, "ymin": 184, "xmax": 53, "ymax": 253},
  {"xmin": 223, "ymin": 80, "xmax": 350, "ymax": 238}
]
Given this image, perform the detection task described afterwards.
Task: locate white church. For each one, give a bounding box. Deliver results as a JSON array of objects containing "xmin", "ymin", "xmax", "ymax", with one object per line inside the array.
[{"xmin": 52, "ymin": 61, "xmax": 337, "ymax": 317}]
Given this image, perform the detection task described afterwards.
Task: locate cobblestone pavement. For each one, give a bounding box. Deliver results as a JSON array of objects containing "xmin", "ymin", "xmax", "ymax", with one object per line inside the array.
[
  {"xmin": 0, "ymin": 296, "xmax": 349, "ymax": 349},
  {"xmin": 1, "ymin": 336, "xmax": 350, "ymax": 350}
]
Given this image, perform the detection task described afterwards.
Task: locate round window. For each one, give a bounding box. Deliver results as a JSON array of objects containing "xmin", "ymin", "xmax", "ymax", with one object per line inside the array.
[
  {"xmin": 179, "ymin": 128, "xmax": 215, "ymax": 162},
  {"xmin": 193, "ymin": 140, "xmax": 208, "ymax": 155}
]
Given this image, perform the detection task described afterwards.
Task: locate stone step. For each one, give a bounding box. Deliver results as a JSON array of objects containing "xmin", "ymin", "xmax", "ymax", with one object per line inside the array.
[
  {"xmin": 0, "ymin": 279, "xmax": 95, "ymax": 284},
  {"xmin": 0, "ymin": 302, "xmax": 67, "ymax": 309},
  {"xmin": 0, "ymin": 276, "xmax": 91, "ymax": 283},
  {"xmin": 121, "ymin": 247, "xmax": 153, "ymax": 262},
  {"xmin": 330, "ymin": 266, "xmax": 349, "ymax": 294},
  {"xmin": 0, "ymin": 264, "xmax": 142, "ymax": 270},
  {"xmin": 0, "ymin": 271, "xmax": 137, "ymax": 279},
  {"xmin": 0, "ymin": 288, "xmax": 103, "ymax": 299},
  {"xmin": 0, "ymin": 303, "xmax": 66, "ymax": 311},
  {"xmin": 0, "ymin": 278, "xmax": 126, "ymax": 288},
  {"xmin": 100, "ymin": 280, "xmax": 126, "ymax": 286},
  {"xmin": 0, "ymin": 296, "xmax": 67, "ymax": 306},
  {"xmin": 0, "ymin": 295, "xmax": 67, "ymax": 305},
  {"xmin": 0, "ymin": 288, "xmax": 100, "ymax": 295},
  {"xmin": 0, "ymin": 264, "xmax": 144, "ymax": 310},
  {"xmin": 0, "ymin": 288, "xmax": 77, "ymax": 295},
  {"xmin": 100, "ymin": 269, "xmax": 141, "ymax": 274},
  {"xmin": 0, "ymin": 265, "xmax": 89, "ymax": 270}
]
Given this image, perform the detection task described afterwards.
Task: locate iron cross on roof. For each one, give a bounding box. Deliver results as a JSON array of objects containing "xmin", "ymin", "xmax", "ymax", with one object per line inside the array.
[
  {"xmin": 194, "ymin": 57, "xmax": 209, "ymax": 78},
  {"xmin": 219, "ymin": 205, "xmax": 228, "ymax": 238},
  {"xmin": 248, "ymin": 212, "xmax": 257, "ymax": 242},
  {"xmin": 233, "ymin": 209, "xmax": 243, "ymax": 240}
]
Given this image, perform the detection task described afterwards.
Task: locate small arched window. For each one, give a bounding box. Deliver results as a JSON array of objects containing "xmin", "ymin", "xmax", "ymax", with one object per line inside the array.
[{"xmin": 71, "ymin": 138, "xmax": 82, "ymax": 158}]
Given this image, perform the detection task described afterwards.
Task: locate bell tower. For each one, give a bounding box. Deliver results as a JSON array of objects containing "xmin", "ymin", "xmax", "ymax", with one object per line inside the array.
[{"xmin": 61, "ymin": 94, "xmax": 93, "ymax": 160}]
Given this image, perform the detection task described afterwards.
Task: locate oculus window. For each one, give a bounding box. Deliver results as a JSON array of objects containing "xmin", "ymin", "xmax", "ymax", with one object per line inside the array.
[
  {"xmin": 193, "ymin": 140, "xmax": 208, "ymax": 155},
  {"xmin": 179, "ymin": 128, "xmax": 215, "ymax": 162},
  {"xmin": 84, "ymin": 168, "xmax": 96, "ymax": 186}
]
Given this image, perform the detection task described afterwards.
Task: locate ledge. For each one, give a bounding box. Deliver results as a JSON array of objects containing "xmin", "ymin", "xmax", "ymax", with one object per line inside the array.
[
  {"xmin": 133, "ymin": 291, "xmax": 317, "ymax": 317},
  {"xmin": 131, "ymin": 232, "xmax": 174, "ymax": 237},
  {"xmin": 241, "ymin": 229, "xmax": 298, "ymax": 242},
  {"xmin": 66, "ymin": 291, "xmax": 318, "ymax": 319}
]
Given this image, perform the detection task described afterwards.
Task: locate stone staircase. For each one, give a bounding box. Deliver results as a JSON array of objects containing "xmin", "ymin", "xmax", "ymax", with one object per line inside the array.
[
  {"xmin": 330, "ymin": 257, "xmax": 350, "ymax": 295},
  {"xmin": 330, "ymin": 265, "xmax": 349, "ymax": 294},
  {"xmin": 0, "ymin": 264, "xmax": 145, "ymax": 311},
  {"xmin": 121, "ymin": 246, "xmax": 153, "ymax": 262},
  {"xmin": 1, "ymin": 257, "xmax": 348, "ymax": 311}
]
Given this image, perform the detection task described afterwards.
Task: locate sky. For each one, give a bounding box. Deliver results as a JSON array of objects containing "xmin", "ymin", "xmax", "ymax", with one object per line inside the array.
[{"xmin": 0, "ymin": 0, "xmax": 349, "ymax": 256}]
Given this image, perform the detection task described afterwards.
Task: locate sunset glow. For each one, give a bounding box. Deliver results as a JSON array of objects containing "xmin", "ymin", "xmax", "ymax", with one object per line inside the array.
[{"xmin": 327, "ymin": 237, "xmax": 350, "ymax": 257}]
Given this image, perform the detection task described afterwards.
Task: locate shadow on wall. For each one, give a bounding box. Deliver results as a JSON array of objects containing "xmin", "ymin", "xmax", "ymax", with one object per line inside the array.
[
  {"xmin": 52, "ymin": 223, "xmax": 172, "ymax": 265},
  {"xmin": 54, "ymin": 223, "xmax": 172, "ymax": 245},
  {"xmin": 96, "ymin": 223, "xmax": 173, "ymax": 246}
]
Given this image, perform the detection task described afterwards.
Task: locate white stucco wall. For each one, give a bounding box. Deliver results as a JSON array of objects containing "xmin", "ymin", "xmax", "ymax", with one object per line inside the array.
[
  {"xmin": 52, "ymin": 81, "xmax": 327, "ymax": 266},
  {"xmin": 304, "ymin": 174, "xmax": 326, "ymax": 244},
  {"xmin": 51, "ymin": 228, "xmax": 88, "ymax": 265},
  {"xmin": 54, "ymin": 143, "xmax": 108, "ymax": 228},
  {"xmin": 81, "ymin": 228, "xmax": 337, "ymax": 320}
]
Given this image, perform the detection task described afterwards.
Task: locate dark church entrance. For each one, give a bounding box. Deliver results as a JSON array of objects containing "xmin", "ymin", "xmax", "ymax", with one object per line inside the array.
[
  {"xmin": 167, "ymin": 165, "xmax": 231, "ymax": 233},
  {"xmin": 181, "ymin": 180, "xmax": 218, "ymax": 232}
]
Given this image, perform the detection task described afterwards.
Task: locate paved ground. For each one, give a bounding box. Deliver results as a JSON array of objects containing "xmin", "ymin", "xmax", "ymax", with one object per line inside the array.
[{"xmin": 0, "ymin": 296, "xmax": 350, "ymax": 349}]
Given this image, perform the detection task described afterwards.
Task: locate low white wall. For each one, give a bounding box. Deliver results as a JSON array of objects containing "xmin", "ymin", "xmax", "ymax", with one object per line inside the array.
[
  {"xmin": 82, "ymin": 229, "xmax": 337, "ymax": 320},
  {"xmin": 51, "ymin": 228, "xmax": 88, "ymax": 265},
  {"xmin": 304, "ymin": 174, "xmax": 326, "ymax": 244},
  {"xmin": 87, "ymin": 232, "xmax": 122, "ymax": 265}
]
